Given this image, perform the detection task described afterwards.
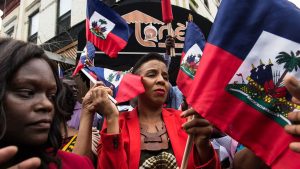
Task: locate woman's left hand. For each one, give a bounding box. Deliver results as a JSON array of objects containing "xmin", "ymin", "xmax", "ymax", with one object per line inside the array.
[{"xmin": 180, "ymin": 108, "xmax": 213, "ymax": 147}]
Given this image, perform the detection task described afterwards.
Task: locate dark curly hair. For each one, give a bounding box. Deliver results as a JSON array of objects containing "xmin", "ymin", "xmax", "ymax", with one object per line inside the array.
[
  {"xmin": 0, "ymin": 38, "xmax": 64, "ymax": 169},
  {"xmin": 56, "ymin": 82, "xmax": 77, "ymax": 139}
]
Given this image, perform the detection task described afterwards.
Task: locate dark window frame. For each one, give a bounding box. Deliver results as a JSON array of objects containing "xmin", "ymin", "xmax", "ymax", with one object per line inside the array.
[
  {"xmin": 28, "ymin": 32, "xmax": 38, "ymax": 44},
  {"xmin": 28, "ymin": 10, "xmax": 39, "ymax": 43},
  {"xmin": 56, "ymin": 0, "xmax": 71, "ymax": 35},
  {"xmin": 56, "ymin": 10, "xmax": 71, "ymax": 35},
  {"xmin": 5, "ymin": 26, "xmax": 14, "ymax": 37}
]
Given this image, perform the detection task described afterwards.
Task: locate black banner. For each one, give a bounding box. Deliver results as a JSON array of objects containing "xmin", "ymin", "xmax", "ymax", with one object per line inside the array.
[{"xmin": 77, "ymin": 1, "xmax": 212, "ymax": 85}]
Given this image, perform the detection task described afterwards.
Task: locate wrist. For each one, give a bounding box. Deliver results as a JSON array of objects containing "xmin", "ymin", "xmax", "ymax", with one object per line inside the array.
[
  {"xmin": 106, "ymin": 113, "xmax": 118, "ymax": 122},
  {"xmin": 82, "ymin": 107, "xmax": 96, "ymax": 116},
  {"xmin": 196, "ymin": 139, "xmax": 211, "ymax": 149},
  {"xmin": 105, "ymin": 114, "xmax": 119, "ymax": 134}
]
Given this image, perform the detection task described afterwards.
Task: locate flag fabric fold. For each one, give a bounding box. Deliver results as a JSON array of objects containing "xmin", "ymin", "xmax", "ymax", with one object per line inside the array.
[
  {"xmin": 161, "ymin": 0, "xmax": 173, "ymax": 23},
  {"xmin": 86, "ymin": 0, "xmax": 132, "ymax": 58},
  {"xmin": 176, "ymin": 21, "xmax": 206, "ymax": 97},
  {"xmin": 187, "ymin": 0, "xmax": 300, "ymax": 168},
  {"xmin": 86, "ymin": 67, "xmax": 145, "ymax": 103},
  {"xmin": 115, "ymin": 73, "xmax": 145, "ymax": 103},
  {"xmin": 72, "ymin": 42, "xmax": 95, "ymax": 76}
]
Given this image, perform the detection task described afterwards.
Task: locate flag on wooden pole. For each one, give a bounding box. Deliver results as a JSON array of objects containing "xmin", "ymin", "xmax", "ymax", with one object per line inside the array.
[{"xmin": 187, "ymin": 0, "xmax": 300, "ymax": 168}]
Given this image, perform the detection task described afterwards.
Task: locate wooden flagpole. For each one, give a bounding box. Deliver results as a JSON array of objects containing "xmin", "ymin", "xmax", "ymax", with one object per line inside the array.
[
  {"xmin": 180, "ymin": 115, "xmax": 195, "ymax": 169},
  {"xmin": 180, "ymin": 14, "xmax": 194, "ymax": 169}
]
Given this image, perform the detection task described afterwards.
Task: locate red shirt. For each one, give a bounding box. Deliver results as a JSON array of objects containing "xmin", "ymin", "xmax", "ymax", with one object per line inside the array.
[{"xmin": 49, "ymin": 150, "xmax": 94, "ymax": 169}]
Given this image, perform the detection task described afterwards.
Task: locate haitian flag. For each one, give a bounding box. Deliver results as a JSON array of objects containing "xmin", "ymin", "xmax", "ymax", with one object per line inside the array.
[
  {"xmin": 187, "ymin": 0, "xmax": 300, "ymax": 168},
  {"xmin": 86, "ymin": 67, "xmax": 145, "ymax": 103},
  {"xmin": 86, "ymin": 0, "xmax": 132, "ymax": 58},
  {"xmin": 72, "ymin": 42, "xmax": 95, "ymax": 76},
  {"xmin": 176, "ymin": 21, "xmax": 206, "ymax": 97},
  {"xmin": 58, "ymin": 63, "xmax": 64, "ymax": 79}
]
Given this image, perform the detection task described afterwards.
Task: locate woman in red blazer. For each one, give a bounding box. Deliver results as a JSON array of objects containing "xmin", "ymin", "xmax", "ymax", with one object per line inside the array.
[{"xmin": 75, "ymin": 53, "xmax": 220, "ymax": 169}]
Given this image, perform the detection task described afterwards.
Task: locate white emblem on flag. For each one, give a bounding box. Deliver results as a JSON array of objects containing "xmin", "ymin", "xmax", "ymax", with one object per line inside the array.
[
  {"xmin": 90, "ymin": 11, "xmax": 115, "ymax": 39},
  {"xmin": 180, "ymin": 44, "xmax": 202, "ymax": 79},
  {"xmin": 104, "ymin": 69, "xmax": 125, "ymax": 87},
  {"xmin": 227, "ymin": 31, "xmax": 300, "ymax": 126}
]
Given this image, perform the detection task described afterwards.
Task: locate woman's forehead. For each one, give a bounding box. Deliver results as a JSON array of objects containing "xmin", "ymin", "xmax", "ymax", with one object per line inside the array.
[
  {"xmin": 138, "ymin": 60, "xmax": 167, "ymax": 72},
  {"xmin": 12, "ymin": 59, "xmax": 57, "ymax": 88}
]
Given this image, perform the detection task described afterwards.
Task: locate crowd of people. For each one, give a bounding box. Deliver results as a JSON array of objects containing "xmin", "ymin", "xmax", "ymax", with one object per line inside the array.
[{"xmin": 1, "ymin": 37, "xmax": 300, "ymax": 169}]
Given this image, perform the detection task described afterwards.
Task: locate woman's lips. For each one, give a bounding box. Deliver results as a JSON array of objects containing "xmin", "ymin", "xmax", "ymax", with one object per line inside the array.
[
  {"xmin": 154, "ymin": 89, "xmax": 166, "ymax": 96},
  {"xmin": 28, "ymin": 119, "xmax": 52, "ymax": 130}
]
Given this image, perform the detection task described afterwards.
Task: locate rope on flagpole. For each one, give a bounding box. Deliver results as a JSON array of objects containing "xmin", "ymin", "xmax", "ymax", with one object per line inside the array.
[{"xmin": 81, "ymin": 68, "xmax": 118, "ymax": 105}]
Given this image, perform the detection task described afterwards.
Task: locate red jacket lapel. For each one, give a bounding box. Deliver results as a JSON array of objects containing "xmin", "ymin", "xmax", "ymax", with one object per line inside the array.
[
  {"xmin": 162, "ymin": 108, "xmax": 190, "ymax": 167},
  {"xmin": 126, "ymin": 108, "xmax": 141, "ymax": 169}
]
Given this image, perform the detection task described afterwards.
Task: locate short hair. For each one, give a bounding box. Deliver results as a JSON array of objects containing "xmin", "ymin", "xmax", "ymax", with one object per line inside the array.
[
  {"xmin": 132, "ymin": 52, "xmax": 167, "ymax": 74},
  {"xmin": 0, "ymin": 38, "xmax": 63, "ymax": 168}
]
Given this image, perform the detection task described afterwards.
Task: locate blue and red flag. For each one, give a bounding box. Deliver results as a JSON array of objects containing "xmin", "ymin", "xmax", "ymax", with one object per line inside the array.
[
  {"xmin": 176, "ymin": 21, "xmax": 206, "ymax": 97},
  {"xmin": 58, "ymin": 63, "xmax": 64, "ymax": 79},
  {"xmin": 72, "ymin": 42, "xmax": 95, "ymax": 77},
  {"xmin": 86, "ymin": 66, "xmax": 145, "ymax": 103},
  {"xmin": 187, "ymin": 0, "xmax": 300, "ymax": 168},
  {"xmin": 86, "ymin": 0, "xmax": 132, "ymax": 58}
]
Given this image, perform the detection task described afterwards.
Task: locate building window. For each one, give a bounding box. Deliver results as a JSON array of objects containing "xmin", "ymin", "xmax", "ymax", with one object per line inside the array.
[
  {"xmin": 28, "ymin": 11, "xmax": 39, "ymax": 43},
  {"xmin": 5, "ymin": 26, "xmax": 14, "ymax": 37},
  {"xmin": 57, "ymin": 0, "xmax": 71, "ymax": 35}
]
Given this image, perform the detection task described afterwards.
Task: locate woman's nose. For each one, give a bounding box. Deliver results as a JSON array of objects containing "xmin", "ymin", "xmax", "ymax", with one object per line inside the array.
[
  {"xmin": 157, "ymin": 74, "xmax": 166, "ymax": 84},
  {"xmin": 36, "ymin": 94, "xmax": 54, "ymax": 113}
]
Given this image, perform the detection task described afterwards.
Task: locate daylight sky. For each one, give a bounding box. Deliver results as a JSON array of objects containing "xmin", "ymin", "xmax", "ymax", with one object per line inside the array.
[{"xmin": 288, "ymin": 0, "xmax": 300, "ymax": 8}]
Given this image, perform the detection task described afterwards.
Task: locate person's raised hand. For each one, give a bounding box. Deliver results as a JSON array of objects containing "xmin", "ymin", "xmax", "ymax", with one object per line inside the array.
[
  {"xmin": 180, "ymin": 108, "xmax": 213, "ymax": 147},
  {"xmin": 82, "ymin": 81, "xmax": 118, "ymax": 119},
  {"xmin": 165, "ymin": 35, "xmax": 175, "ymax": 55},
  {"xmin": 0, "ymin": 146, "xmax": 41, "ymax": 169}
]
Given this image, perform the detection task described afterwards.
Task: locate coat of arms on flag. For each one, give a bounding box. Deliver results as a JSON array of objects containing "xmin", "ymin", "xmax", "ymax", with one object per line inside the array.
[
  {"xmin": 87, "ymin": 66, "xmax": 127, "ymax": 97},
  {"xmin": 90, "ymin": 12, "xmax": 115, "ymax": 40},
  {"xmin": 177, "ymin": 20, "xmax": 206, "ymax": 97},
  {"xmin": 180, "ymin": 45, "xmax": 202, "ymax": 79},
  {"xmin": 226, "ymin": 31, "xmax": 300, "ymax": 126}
]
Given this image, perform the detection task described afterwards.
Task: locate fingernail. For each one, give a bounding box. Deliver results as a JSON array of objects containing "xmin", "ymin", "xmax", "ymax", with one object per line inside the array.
[
  {"xmin": 290, "ymin": 143, "xmax": 300, "ymax": 153},
  {"xmin": 180, "ymin": 112, "xmax": 185, "ymax": 117},
  {"xmin": 284, "ymin": 125, "xmax": 294, "ymax": 132}
]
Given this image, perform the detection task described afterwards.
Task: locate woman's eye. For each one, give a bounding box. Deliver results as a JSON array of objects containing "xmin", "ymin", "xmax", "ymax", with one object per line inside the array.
[
  {"xmin": 17, "ymin": 89, "xmax": 34, "ymax": 98},
  {"xmin": 47, "ymin": 94, "xmax": 56, "ymax": 102},
  {"xmin": 146, "ymin": 73, "xmax": 156, "ymax": 77}
]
